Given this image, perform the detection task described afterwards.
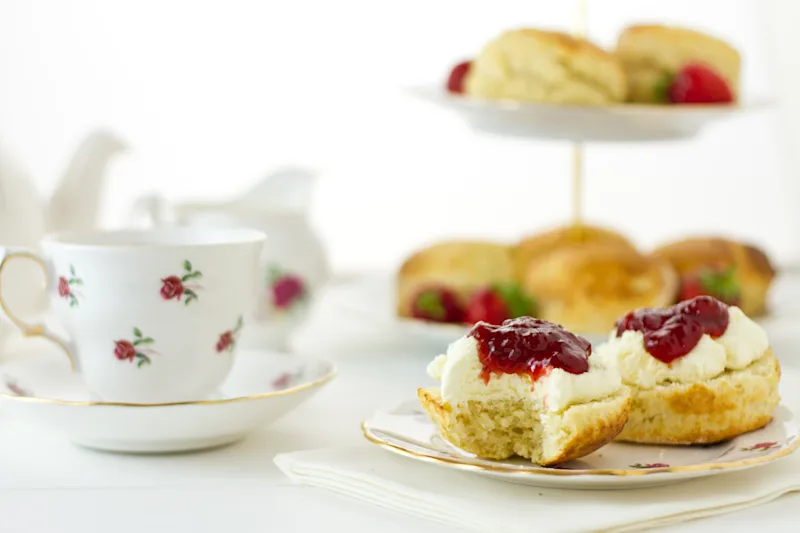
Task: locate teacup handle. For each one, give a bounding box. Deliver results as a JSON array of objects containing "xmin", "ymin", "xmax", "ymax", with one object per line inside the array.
[{"xmin": 0, "ymin": 248, "xmax": 76, "ymax": 370}]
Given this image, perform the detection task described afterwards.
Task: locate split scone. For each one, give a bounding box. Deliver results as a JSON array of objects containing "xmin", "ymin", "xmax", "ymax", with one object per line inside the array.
[
  {"xmin": 419, "ymin": 317, "xmax": 631, "ymax": 465},
  {"xmin": 464, "ymin": 28, "xmax": 627, "ymax": 105},
  {"xmin": 596, "ymin": 295, "xmax": 780, "ymax": 444},
  {"xmin": 396, "ymin": 241, "xmax": 536, "ymax": 326},
  {"xmin": 512, "ymin": 223, "xmax": 636, "ymax": 281},
  {"xmin": 652, "ymin": 237, "xmax": 776, "ymax": 317},
  {"xmin": 522, "ymin": 243, "xmax": 678, "ymax": 334},
  {"xmin": 615, "ymin": 24, "xmax": 740, "ymax": 104}
]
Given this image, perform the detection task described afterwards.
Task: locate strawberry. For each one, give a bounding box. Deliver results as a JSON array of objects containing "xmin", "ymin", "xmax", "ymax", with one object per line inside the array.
[
  {"xmin": 465, "ymin": 283, "xmax": 537, "ymax": 325},
  {"xmin": 446, "ymin": 60, "xmax": 471, "ymax": 94},
  {"xmin": 658, "ymin": 63, "xmax": 734, "ymax": 104},
  {"xmin": 678, "ymin": 267, "xmax": 741, "ymax": 307},
  {"xmin": 411, "ymin": 287, "xmax": 464, "ymax": 323},
  {"xmin": 465, "ymin": 289, "xmax": 509, "ymax": 325}
]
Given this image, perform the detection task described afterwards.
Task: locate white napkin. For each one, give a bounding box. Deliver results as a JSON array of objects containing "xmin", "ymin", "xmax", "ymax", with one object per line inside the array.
[{"xmin": 274, "ymin": 445, "xmax": 800, "ymax": 533}]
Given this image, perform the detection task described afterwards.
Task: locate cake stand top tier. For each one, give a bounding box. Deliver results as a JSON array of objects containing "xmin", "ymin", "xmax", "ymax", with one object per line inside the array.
[{"xmin": 408, "ymin": 85, "xmax": 773, "ymax": 142}]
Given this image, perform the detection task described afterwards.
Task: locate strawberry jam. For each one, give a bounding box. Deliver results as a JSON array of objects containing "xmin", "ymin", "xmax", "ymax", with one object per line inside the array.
[
  {"xmin": 614, "ymin": 296, "xmax": 730, "ymax": 363},
  {"xmin": 469, "ymin": 317, "xmax": 590, "ymax": 384}
]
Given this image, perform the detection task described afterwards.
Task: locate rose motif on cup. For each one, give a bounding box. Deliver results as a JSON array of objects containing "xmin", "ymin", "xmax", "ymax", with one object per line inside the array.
[
  {"xmin": 114, "ymin": 327, "xmax": 160, "ymax": 368},
  {"xmin": 58, "ymin": 264, "xmax": 83, "ymax": 307},
  {"xmin": 216, "ymin": 315, "xmax": 244, "ymax": 354},
  {"xmin": 267, "ymin": 265, "xmax": 307, "ymax": 311},
  {"xmin": 161, "ymin": 260, "xmax": 204, "ymax": 305}
]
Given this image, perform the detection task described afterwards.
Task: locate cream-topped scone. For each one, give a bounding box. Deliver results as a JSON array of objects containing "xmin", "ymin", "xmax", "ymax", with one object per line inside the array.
[
  {"xmin": 596, "ymin": 296, "xmax": 780, "ymax": 444},
  {"xmin": 418, "ymin": 317, "xmax": 631, "ymax": 465}
]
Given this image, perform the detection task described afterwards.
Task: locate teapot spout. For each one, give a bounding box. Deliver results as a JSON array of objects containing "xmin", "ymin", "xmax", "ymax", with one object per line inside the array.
[
  {"xmin": 235, "ymin": 166, "xmax": 318, "ymax": 213},
  {"xmin": 0, "ymin": 142, "xmax": 46, "ymax": 247},
  {"xmin": 46, "ymin": 129, "xmax": 127, "ymax": 233}
]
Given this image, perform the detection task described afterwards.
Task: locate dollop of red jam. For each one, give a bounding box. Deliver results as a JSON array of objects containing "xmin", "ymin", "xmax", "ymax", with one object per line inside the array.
[
  {"xmin": 469, "ymin": 317, "xmax": 591, "ymax": 384},
  {"xmin": 614, "ymin": 295, "xmax": 730, "ymax": 363}
]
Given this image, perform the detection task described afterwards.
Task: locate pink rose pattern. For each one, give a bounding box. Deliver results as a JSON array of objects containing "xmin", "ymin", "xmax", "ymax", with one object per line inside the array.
[
  {"xmin": 161, "ymin": 260, "xmax": 203, "ymax": 305},
  {"xmin": 629, "ymin": 463, "xmax": 670, "ymax": 469},
  {"xmin": 216, "ymin": 315, "xmax": 244, "ymax": 354},
  {"xmin": 65, "ymin": 259, "xmax": 248, "ymax": 368},
  {"xmin": 268, "ymin": 265, "xmax": 306, "ymax": 311},
  {"xmin": 740, "ymin": 441, "xmax": 779, "ymax": 452},
  {"xmin": 114, "ymin": 328, "xmax": 160, "ymax": 368},
  {"xmin": 272, "ymin": 369, "xmax": 306, "ymax": 391},
  {"xmin": 58, "ymin": 264, "xmax": 83, "ymax": 307},
  {"xmin": 3, "ymin": 375, "xmax": 31, "ymax": 397}
]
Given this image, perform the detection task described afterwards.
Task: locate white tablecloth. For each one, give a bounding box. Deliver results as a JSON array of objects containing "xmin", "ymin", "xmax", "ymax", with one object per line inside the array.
[{"xmin": 1, "ymin": 276, "xmax": 799, "ymax": 532}]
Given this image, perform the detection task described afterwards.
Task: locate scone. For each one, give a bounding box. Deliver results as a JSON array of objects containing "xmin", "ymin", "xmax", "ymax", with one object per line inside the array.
[
  {"xmin": 512, "ymin": 223, "xmax": 636, "ymax": 280},
  {"xmin": 522, "ymin": 243, "xmax": 677, "ymax": 333},
  {"xmin": 615, "ymin": 24, "xmax": 740, "ymax": 104},
  {"xmin": 419, "ymin": 317, "xmax": 630, "ymax": 465},
  {"xmin": 652, "ymin": 237, "xmax": 776, "ymax": 316},
  {"xmin": 596, "ymin": 295, "xmax": 780, "ymax": 444},
  {"xmin": 397, "ymin": 241, "xmax": 535, "ymax": 325},
  {"xmin": 464, "ymin": 28, "xmax": 627, "ymax": 105}
]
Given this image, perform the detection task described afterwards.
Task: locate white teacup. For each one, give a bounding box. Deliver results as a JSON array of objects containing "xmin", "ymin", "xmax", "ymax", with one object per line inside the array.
[{"xmin": 0, "ymin": 228, "xmax": 266, "ymax": 404}]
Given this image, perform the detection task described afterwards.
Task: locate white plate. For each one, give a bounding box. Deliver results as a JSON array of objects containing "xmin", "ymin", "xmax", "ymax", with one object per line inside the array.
[
  {"xmin": 408, "ymin": 85, "xmax": 774, "ymax": 142},
  {"xmin": 334, "ymin": 275, "xmax": 610, "ymax": 349},
  {"xmin": 0, "ymin": 349, "xmax": 336, "ymax": 453},
  {"xmin": 333, "ymin": 274, "xmax": 799, "ymax": 354},
  {"xmin": 362, "ymin": 400, "xmax": 800, "ymax": 490}
]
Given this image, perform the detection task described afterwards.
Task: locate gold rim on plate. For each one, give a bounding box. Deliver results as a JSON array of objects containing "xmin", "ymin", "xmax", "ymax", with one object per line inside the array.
[
  {"xmin": 362, "ymin": 421, "xmax": 800, "ymax": 477},
  {"xmin": 0, "ymin": 365, "xmax": 337, "ymax": 408}
]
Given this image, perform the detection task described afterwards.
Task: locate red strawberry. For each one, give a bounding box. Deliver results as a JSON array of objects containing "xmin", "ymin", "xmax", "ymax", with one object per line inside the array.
[
  {"xmin": 678, "ymin": 267, "xmax": 741, "ymax": 307},
  {"xmin": 664, "ymin": 63, "xmax": 734, "ymax": 104},
  {"xmin": 465, "ymin": 288, "xmax": 509, "ymax": 325},
  {"xmin": 465, "ymin": 283, "xmax": 537, "ymax": 325},
  {"xmin": 446, "ymin": 60, "xmax": 471, "ymax": 94},
  {"xmin": 411, "ymin": 287, "xmax": 464, "ymax": 323}
]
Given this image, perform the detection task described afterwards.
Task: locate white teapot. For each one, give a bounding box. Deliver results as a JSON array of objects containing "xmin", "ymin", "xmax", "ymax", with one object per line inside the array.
[
  {"xmin": 0, "ymin": 131, "xmax": 127, "ymax": 350},
  {"xmin": 131, "ymin": 167, "xmax": 331, "ymax": 351}
]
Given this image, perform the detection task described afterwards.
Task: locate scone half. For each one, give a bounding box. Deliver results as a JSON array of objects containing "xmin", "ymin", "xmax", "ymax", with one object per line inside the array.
[
  {"xmin": 600, "ymin": 296, "xmax": 781, "ymax": 445},
  {"xmin": 418, "ymin": 387, "xmax": 630, "ymax": 466},
  {"xmin": 618, "ymin": 349, "xmax": 780, "ymax": 445},
  {"xmin": 614, "ymin": 24, "xmax": 740, "ymax": 104},
  {"xmin": 419, "ymin": 319, "xmax": 630, "ymax": 466},
  {"xmin": 465, "ymin": 28, "xmax": 627, "ymax": 105}
]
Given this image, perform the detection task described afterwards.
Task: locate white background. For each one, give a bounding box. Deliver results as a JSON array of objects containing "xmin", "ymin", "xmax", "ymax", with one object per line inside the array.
[{"xmin": 0, "ymin": 0, "xmax": 797, "ymax": 274}]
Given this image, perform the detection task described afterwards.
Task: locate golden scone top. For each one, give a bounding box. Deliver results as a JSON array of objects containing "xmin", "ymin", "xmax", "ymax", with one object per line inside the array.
[{"xmin": 463, "ymin": 28, "xmax": 627, "ymax": 105}]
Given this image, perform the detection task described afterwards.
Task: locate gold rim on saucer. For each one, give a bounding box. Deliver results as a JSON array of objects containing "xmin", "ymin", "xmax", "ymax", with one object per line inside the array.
[
  {"xmin": 362, "ymin": 421, "xmax": 800, "ymax": 477},
  {"xmin": 0, "ymin": 365, "xmax": 336, "ymax": 408}
]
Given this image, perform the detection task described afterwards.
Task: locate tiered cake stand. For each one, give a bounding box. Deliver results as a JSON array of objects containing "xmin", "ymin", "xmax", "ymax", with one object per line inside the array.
[
  {"xmin": 393, "ymin": 3, "xmax": 774, "ymax": 347},
  {"xmin": 409, "ymin": 1, "xmax": 771, "ymax": 230},
  {"xmin": 337, "ymin": 2, "xmax": 775, "ymax": 349}
]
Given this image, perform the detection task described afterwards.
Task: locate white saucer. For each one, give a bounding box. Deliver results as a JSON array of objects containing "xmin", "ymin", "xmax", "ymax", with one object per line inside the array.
[
  {"xmin": 0, "ymin": 349, "xmax": 336, "ymax": 453},
  {"xmin": 407, "ymin": 85, "xmax": 774, "ymax": 142},
  {"xmin": 363, "ymin": 401, "xmax": 800, "ymax": 490}
]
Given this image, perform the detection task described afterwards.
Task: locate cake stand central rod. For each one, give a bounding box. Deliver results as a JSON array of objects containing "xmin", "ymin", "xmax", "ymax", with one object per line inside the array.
[{"xmin": 571, "ymin": 0, "xmax": 588, "ymax": 227}]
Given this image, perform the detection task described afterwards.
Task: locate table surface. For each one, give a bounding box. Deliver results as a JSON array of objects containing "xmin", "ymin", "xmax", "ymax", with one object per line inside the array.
[{"xmin": 1, "ymin": 278, "xmax": 799, "ymax": 533}]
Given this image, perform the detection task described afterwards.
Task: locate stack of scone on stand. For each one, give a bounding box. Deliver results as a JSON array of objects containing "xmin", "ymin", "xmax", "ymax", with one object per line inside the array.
[
  {"xmin": 396, "ymin": 223, "xmax": 775, "ymax": 336},
  {"xmin": 447, "ymin": 23, "xmax": 739, "ymax": 105},
  {"xmin": 418, "ymin": 295, "xmax": 780, "ymax": 465}
]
